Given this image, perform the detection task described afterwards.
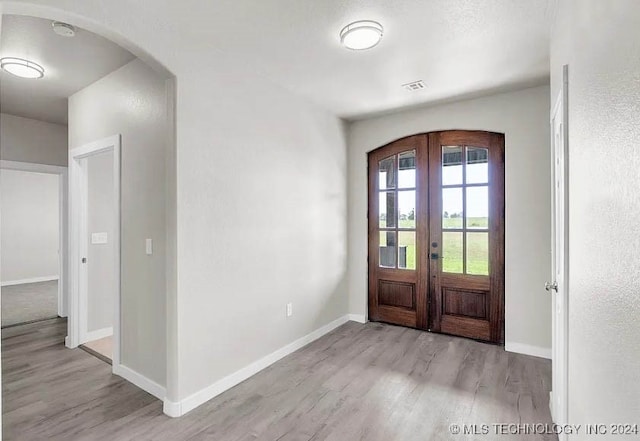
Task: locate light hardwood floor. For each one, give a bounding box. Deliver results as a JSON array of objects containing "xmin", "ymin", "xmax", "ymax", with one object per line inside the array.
[
  {"xmin": 2, "ymin": 318, "xmax": 556, "ymax": 441},
  {"xmin": 81, "ymin": 335, "xmax": 114, "ymax": 362}
]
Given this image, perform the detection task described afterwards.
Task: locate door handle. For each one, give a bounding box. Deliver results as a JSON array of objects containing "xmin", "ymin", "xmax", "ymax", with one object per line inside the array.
[
  {"xmin": 430, "ymin": 253, "xmax": 439, "ymax": 260},
  {"xmin": 545, "ymin": 281, "xmax": 558, "ymax": 292},
  {"xmin": 82, "ymin": 257, "xmax": 87, "ymax": 264}
]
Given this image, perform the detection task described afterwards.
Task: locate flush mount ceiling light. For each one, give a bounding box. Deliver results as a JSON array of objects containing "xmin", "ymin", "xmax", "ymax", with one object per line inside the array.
[
  {"xmin": 0, "ymin": 57, "xmax": 45, "ymax": 79},
  {"xmin": 340, "ymin": 20, "xmax": 383, "ymax": 50},
  {"xmin": 52, "ymin": 21, "xmax": 76, "ymax": 37}
]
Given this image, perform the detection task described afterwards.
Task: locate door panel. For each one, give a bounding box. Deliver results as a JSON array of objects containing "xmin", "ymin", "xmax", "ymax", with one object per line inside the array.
[
  {"xmin": 368, "ymin": 131, "xmax": 504, "ymax": 344},
  {"xmin": 368, "ymin": 136, "xmax": 428, "ymax": 329},
  {"xmin": 428, "ymin": 131, "xmax": 504, "ymax": 343}
]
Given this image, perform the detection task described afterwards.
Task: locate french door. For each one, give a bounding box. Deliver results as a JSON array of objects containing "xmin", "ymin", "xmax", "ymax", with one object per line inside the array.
[{"xmin": 368, "ymin": 130, "xmax": 505, "ymax": 344}]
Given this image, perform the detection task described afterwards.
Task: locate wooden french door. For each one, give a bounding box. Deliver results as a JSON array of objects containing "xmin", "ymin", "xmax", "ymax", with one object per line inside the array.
[{"xmin": 368, "ymin": 130, "xmax": 505, "ymax": 344}]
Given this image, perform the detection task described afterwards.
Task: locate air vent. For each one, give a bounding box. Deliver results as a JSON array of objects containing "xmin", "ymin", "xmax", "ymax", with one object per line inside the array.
[
  {"xmin": 402, "ymin": 80, "xmax": 425, "ymax": 91},
  {"xmin": 52, "ymin": 21, "xmax": 76, "ymax": 38}
]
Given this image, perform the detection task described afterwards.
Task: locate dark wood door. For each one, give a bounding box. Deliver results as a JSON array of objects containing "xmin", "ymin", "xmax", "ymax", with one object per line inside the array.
[
  {"xmin": 368, "ymin": 135, "xmax": 429, "ymax": 329},
  {"xmin": 368, "ymin": 131, "xmax": 505, "ymax": 344},
  {"xmin": 428, "ymin": 131, "xmax": 504, "ymax": 343}
]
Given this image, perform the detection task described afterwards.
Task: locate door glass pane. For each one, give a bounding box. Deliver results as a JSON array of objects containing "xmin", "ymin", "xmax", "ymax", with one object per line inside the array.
[
  {"xmin": 379, "ymin": 231, "xmax": 397, "ymax": 268},
  {"xmin": 442, "ymin": 146, "xmax": 462, "ymax": 185},
  {"xmin": 442, "ymin": 187, "xmax": 463, "ymax": 229},
  {"xmin": 398, "ymin": 150, "xmax": 416, "ymax": 188},
  {"xmin": 466, "ymin": 186, "xmax": 489, "ymax": 229},
  {"xmin": 379, "ymin": 156, "xmax": 396, "ymax": 190},
  {"xmin": 466, "ymin": 232, "xmax": 489, "ymax": 275},
  {"xmin": 378, "ymin": 191, "xmax": 396, "ymax": 228},
  {"xmin": 442, "ymin": 232, "xmax": 463, "ymax": 273},
  {"xmin": 466, "ymin": 147, "xmax": 489, "ymax": 184},
  {"xmin": 398, "ymin": 190, "xmax": 415, "ymax": 229},
  {"xmin": 398, "ymin": 231, "xmax": 416, "ymax": 270}
]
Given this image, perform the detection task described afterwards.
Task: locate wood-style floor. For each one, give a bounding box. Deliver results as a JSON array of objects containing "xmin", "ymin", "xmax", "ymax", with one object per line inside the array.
[{"xmin": 2, "ymin": 318, "xmax": 556, "ymax": 441}]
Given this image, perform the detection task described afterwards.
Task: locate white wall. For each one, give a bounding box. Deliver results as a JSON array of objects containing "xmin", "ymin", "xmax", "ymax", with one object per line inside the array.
[
  {"xmin": 175, "ymin": 71, "xmax": 347, "ymax": 404},
  {"xmin": 0, "ymin": 113, "xmax": 68, "ymax": 166},
  {"xmin": 69, "ymin": 59, "xmax": 168, "ymax": 386},
  {"xmin": 85, "ymin": 150, "xmax": 115, "ymax": 333},
  {"xmin": 348, "ymin": 85, "xmax": 552, "ymax": 355},
  {"xmin": 551, "ymin": 0, "xmax": 640, "ymax": 425},
  {"xmin": 0, "ymin": 169, "xmax": 59, "ymax": 284}
]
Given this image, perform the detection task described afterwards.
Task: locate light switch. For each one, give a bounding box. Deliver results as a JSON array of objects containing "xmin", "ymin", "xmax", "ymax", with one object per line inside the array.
[
  {"xmin": 146, "ymin": 238, "xmax": 153, "ymax": 255},
  {"xmin": 91, "ymin": 232, "xmax": 108, "ymax": 244}
]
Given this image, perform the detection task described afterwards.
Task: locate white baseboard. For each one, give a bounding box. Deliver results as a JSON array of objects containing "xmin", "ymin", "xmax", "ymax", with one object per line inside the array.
[
  {"xmin": 82, "ymin": 326, "xmax": 113, "ymax": 344},
  {"xmin": 113, "ymin": 363, "xmax": 166, "ymax": 401},
  {"xmin": 1, "ymin": 275, "xmax": 59, "ymax": 287},
  {"xmin": 347, "ymin": 313, "xmax": 367, "ymax": 324},
  {"xmin": 505, "ymin": 342, "xmax": 552, "ymax": 359},
  {"xmin": 163, "ymin": 314, "xmax": 352, "ymax": 417}
]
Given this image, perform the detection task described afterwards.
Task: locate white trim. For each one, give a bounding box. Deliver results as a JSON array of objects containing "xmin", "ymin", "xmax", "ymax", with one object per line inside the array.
[
  {"xmin": 347, "ymin": 313, "xmax": 367, "ymax": 324},
  {"xmin": 82, "ymin": 326, "xmax": 113, "ymax": 344},
  {"xmin": 163, "ymin": 399, "xmax": 182, "ymax": 418},
  {"xmin": 163, "ymin": 314, "xmax": 352, "ymax": 417},
  {"xmin": 1, "ymin": 275, "xmax": 59, "ymax": 287},
  {"xmin": 0, "ymin": 160, "xmax": 68, "ymax": 318},
  {"xmin": 113, "ymin": 364, "xmax": 166, "ymax": 401},
  {"xmin": 505, "ymin": 342, "xmax": 552, "ymax": 360}
]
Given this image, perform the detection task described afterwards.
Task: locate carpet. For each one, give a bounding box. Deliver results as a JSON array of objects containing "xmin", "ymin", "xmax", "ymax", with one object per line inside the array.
[{"xmin": 1, "ymin": 281, "xmax": 58, "ymax": 327}]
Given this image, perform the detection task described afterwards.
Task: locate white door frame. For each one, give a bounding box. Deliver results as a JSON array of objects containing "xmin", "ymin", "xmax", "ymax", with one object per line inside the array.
[
  {"xmin": 550, "ymin": 65, "xmax": 569, "ymax": 434},
  {"xmin": 68, "ymin": 135, "xmax": 121, "ymax": 369},
  {"xmin": 0, "ymin": 160, "xmax": 68, "ymax": 318}
]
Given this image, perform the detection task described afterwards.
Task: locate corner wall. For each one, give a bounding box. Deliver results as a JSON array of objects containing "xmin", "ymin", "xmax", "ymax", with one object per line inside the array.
[
  {"xmin": 69, "ymin": 58, "xmax": 169, "ymax": 387},
  {"xmin": 347, "ymin": 85, "xmax": 552, "ymax": 356},
  {"xmin": 551, "ymin": 0, "xmax": 640, "ymax": 425}
]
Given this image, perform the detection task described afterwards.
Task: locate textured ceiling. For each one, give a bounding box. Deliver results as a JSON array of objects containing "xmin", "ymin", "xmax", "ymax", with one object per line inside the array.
[
  {"xmin": 0, "ymin": 15, "xmax": 135, "ymax": 125},
  {"xmin": 165, "ymin": 0, "xmax": 552, "ymax": 120}
]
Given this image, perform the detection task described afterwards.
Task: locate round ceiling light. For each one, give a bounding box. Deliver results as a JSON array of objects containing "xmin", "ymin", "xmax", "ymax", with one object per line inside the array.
[
  {"xmin": 340, "ymin": 20, "xmax": 383, "ymax": 50},
  {"xmin": 52, "ymin": 21, "xmax": 76, "ymax": 37},
  {"xmin": 0, "ymin": 57, "xmax": 45, "ymax": 79}
]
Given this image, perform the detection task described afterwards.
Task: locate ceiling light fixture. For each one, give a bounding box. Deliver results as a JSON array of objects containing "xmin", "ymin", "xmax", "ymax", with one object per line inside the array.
[
  {"xmin": 340, "ymin": 20, "xmax": 383, "ymax": 50},
  {"xmin": 52, "ymin": 21, "xmax": 76, "ymax": 37},
  {"xmin": 0, "ymin": 57, "xmax": 45, "ymax": 79}
]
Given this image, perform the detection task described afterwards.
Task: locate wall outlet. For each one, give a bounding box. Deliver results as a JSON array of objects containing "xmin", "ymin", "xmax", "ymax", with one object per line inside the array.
[{"xmin": 286, "ymin": 302, "xmax": 293, "ymax": 317}]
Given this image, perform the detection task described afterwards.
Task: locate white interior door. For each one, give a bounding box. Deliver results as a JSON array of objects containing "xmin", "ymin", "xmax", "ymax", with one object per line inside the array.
[{"xmin": 550, "ymin": 65, "xmax": 569, "ymax": 434}]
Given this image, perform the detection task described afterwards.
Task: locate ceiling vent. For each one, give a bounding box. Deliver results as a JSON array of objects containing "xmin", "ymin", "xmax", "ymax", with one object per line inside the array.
[
  {"xmin": 402, "ymin": 80, "xmax": 425, "ymax": 91},
  {"xmin": 52, "ymin": 21, "xmax": 76, "ymax": 37}
]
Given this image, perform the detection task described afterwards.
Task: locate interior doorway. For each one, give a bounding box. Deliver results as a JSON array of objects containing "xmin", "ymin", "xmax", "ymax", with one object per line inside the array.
[
  {"xmin": 367, "ymin": 130, "xmax": 505, "ymax": 344},
  {"xmin": 0, "ymin": 160, "xmax": 68, "ymax": 328},
  {"xmin": 68, "ymin": 135, "xmax": 121, "ymax": 364}
]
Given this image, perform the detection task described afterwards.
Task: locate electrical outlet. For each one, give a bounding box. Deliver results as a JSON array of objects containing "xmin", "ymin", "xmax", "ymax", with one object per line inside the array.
[{"xmin": 286, "ymin": 302, "xmax": 293, "ymax": 317}]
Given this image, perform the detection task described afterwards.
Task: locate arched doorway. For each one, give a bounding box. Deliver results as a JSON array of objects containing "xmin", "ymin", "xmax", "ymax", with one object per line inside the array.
[{"xmin": 367, "ymin": 130, "xmax": 505, "ymax": 344}]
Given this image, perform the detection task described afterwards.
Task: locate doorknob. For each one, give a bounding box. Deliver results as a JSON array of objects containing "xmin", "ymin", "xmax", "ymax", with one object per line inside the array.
[{"xmin": 545, "ymin": 281, "xmax": 558, "ymax": 292}]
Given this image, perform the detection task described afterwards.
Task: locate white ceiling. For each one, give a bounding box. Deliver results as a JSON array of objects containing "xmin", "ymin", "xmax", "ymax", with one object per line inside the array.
[
  {"xmin": 179, "ymin": 0, "xmax": 552, "ymax": 120},
  {"xmin": 0, "ymin": 1, "xmax": 551, "ymax": 124},
  {"xmin": 0, "ymin": 15, "xmax": 135, "ymax": 125}
]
